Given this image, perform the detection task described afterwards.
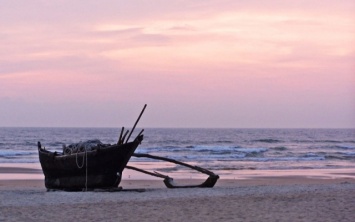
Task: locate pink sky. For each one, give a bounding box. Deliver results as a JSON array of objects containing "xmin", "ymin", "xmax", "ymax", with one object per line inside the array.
[{"xmin": 1, "ymin": 0, "xmax": 354, "ymax": 128}]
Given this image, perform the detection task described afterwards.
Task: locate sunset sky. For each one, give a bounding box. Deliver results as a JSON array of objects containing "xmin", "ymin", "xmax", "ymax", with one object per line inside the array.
[{"xmin": 1, "ymin": 0, "xmax": 354, "ymax": 128}]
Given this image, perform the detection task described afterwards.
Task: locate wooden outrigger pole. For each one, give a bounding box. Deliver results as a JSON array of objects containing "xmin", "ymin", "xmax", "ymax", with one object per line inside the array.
[
  {"xmin": 123, "ymin": 104, "xmax": 219, "ymax": 188},
  {"xmin": 126, "ymin": 153, "xmax": 219, "ymax": 188}
]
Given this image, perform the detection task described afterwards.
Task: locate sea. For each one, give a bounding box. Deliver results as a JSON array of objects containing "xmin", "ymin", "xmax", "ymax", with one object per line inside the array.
[{"xmin": 1, "ymin": 127, "xmax": 355, "ymax": 179}]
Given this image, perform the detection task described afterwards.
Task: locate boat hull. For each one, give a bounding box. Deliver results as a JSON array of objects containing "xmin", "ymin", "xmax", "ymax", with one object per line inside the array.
[{"xmin": 38, "ymin": 135, "xmax": 143, "ymax": 191}]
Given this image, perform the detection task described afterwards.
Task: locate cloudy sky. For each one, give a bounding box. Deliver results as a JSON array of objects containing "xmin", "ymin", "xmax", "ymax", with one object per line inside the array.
[{"xmin": 1, "ymin": 0, "xmax": 354, "ymax": 128}]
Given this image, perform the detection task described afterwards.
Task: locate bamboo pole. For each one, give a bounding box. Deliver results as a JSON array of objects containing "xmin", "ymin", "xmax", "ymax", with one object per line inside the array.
[
  {"xmin": 125, "ymin": 104, "xmax": 147, "ymax": 143},
  {"xmin": 121, "ymin": 130, "xmax": 129, "ymax": 145},
  {"xmin": 137, "ymin": 129, "xmax": 144, "ymax": 137},
  {"xmin": 117, "ymin": 127, "xmax": 124, "ymax": 144}
]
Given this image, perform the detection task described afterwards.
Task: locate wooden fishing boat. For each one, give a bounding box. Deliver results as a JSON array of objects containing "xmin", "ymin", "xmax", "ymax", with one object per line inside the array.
[
  {"xmin": 38, "ymin": 135, "xmax": 143, "ymax": 191},
  {"xmin": 37, "ymin": 104, "xmax": 219, "ymax": 191}
]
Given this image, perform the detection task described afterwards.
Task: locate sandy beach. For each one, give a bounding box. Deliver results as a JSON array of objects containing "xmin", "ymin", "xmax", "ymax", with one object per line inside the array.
[{"xmin": 1, "ymin": 167, "xmax": 354, "ymax": 222}]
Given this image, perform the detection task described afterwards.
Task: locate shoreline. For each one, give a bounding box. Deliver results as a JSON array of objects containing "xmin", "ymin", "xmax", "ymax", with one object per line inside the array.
[
  {"xmin": 1, "ymin": 163, "xmax": 355, "ymax": 181},
  {"xmin": 1, "ymin": 164, "xmax": 355, "ymax": 190}
]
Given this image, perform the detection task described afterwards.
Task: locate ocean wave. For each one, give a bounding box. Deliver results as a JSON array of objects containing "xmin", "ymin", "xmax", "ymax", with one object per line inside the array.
[
  {"xmin": 344, "ymin": 140, "xmax": 355, "ymax": 143},
  {"xmin": 270, "ymin": 146, "xmax": 287, "ymax": 151},
  {"xmin": 303, "ymin": 153, "xmax": 320, "ymax": 158},
  {"xmin": 215, "ymin": 140, "xmax": 234, "ymax": 144},
  {"xmin": 334, "ymin": 151, "xmax": 355, "ymax": 156},
  {"xmin": 330, "ymin": 152, "xmax": 355, "ymax": 160},
  {"xmin": 315, "ymin": 140, "xmax": 342, "ymax": 143},
  {"xmin": 325, "ymin": 155, "xmax": 347, "ymax": 160},
  {"xmin": 132, "ymin": 152, "xmax": 327, "ymax": 163},
  {"xmin": 251, "ymin": 139, "xmax": 282, "ymax": 143},
  {"xmin": 138, "ymin": 145, "xmax": 269, "ymax": 156},
  {"xmin": 2, "ymin": 128, "xmax": 355, "ymax": 170},
  {"xmin": 230, "ymin": 156, "xmax": 325, "ymax": 162},
  {"xmin": 47, "ymin": 141, "xmax": 67, "ymax": 147},
  {"xmin": 0, "ymin": 158, "xmax": 39, "ymax": 163},
  {"xmin": 0, "ymin": 150, "xmax": 37, "ymax": 157},
  {"xmin": 234, "ymin": 147, "xmax": 268, "ymax": 153},
  {"xmin": 335, "ymin": 145, "xmax": 355, "ymax": 149},
  {"xmin": 247, "ymin": 156, "xmax": 326, "ymax": 162},
  {"xmin": 291, "ymin": 140, "xmax": 312, "ymax": 143}
]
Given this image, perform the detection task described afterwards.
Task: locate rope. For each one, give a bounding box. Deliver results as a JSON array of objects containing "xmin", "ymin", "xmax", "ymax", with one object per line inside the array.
[
  {"xmin": 75, "ymin": 150, "xmax": 85, "ymax": 168},
  {"xmin": 85, "ymin": 150, "xmax": 88, "ymax": 191},
  {"xmin": 75, "ymin": 149, "xmax": 88, "ymax": 191}
]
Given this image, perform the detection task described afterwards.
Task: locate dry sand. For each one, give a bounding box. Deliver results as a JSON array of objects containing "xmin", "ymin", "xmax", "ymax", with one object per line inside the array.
[
  {"xmin": 0, "ymin": 166, "xmax": 355, "ymax": 222},
  {"xmin": 0, "ymin": 179, "xmax": 354, "ymax": 222}
]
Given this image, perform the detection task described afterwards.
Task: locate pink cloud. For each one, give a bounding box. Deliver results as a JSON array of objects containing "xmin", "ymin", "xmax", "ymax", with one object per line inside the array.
[{"xmin": 0, "ymin": 0, "xmax": 354, "ymax": 127}]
